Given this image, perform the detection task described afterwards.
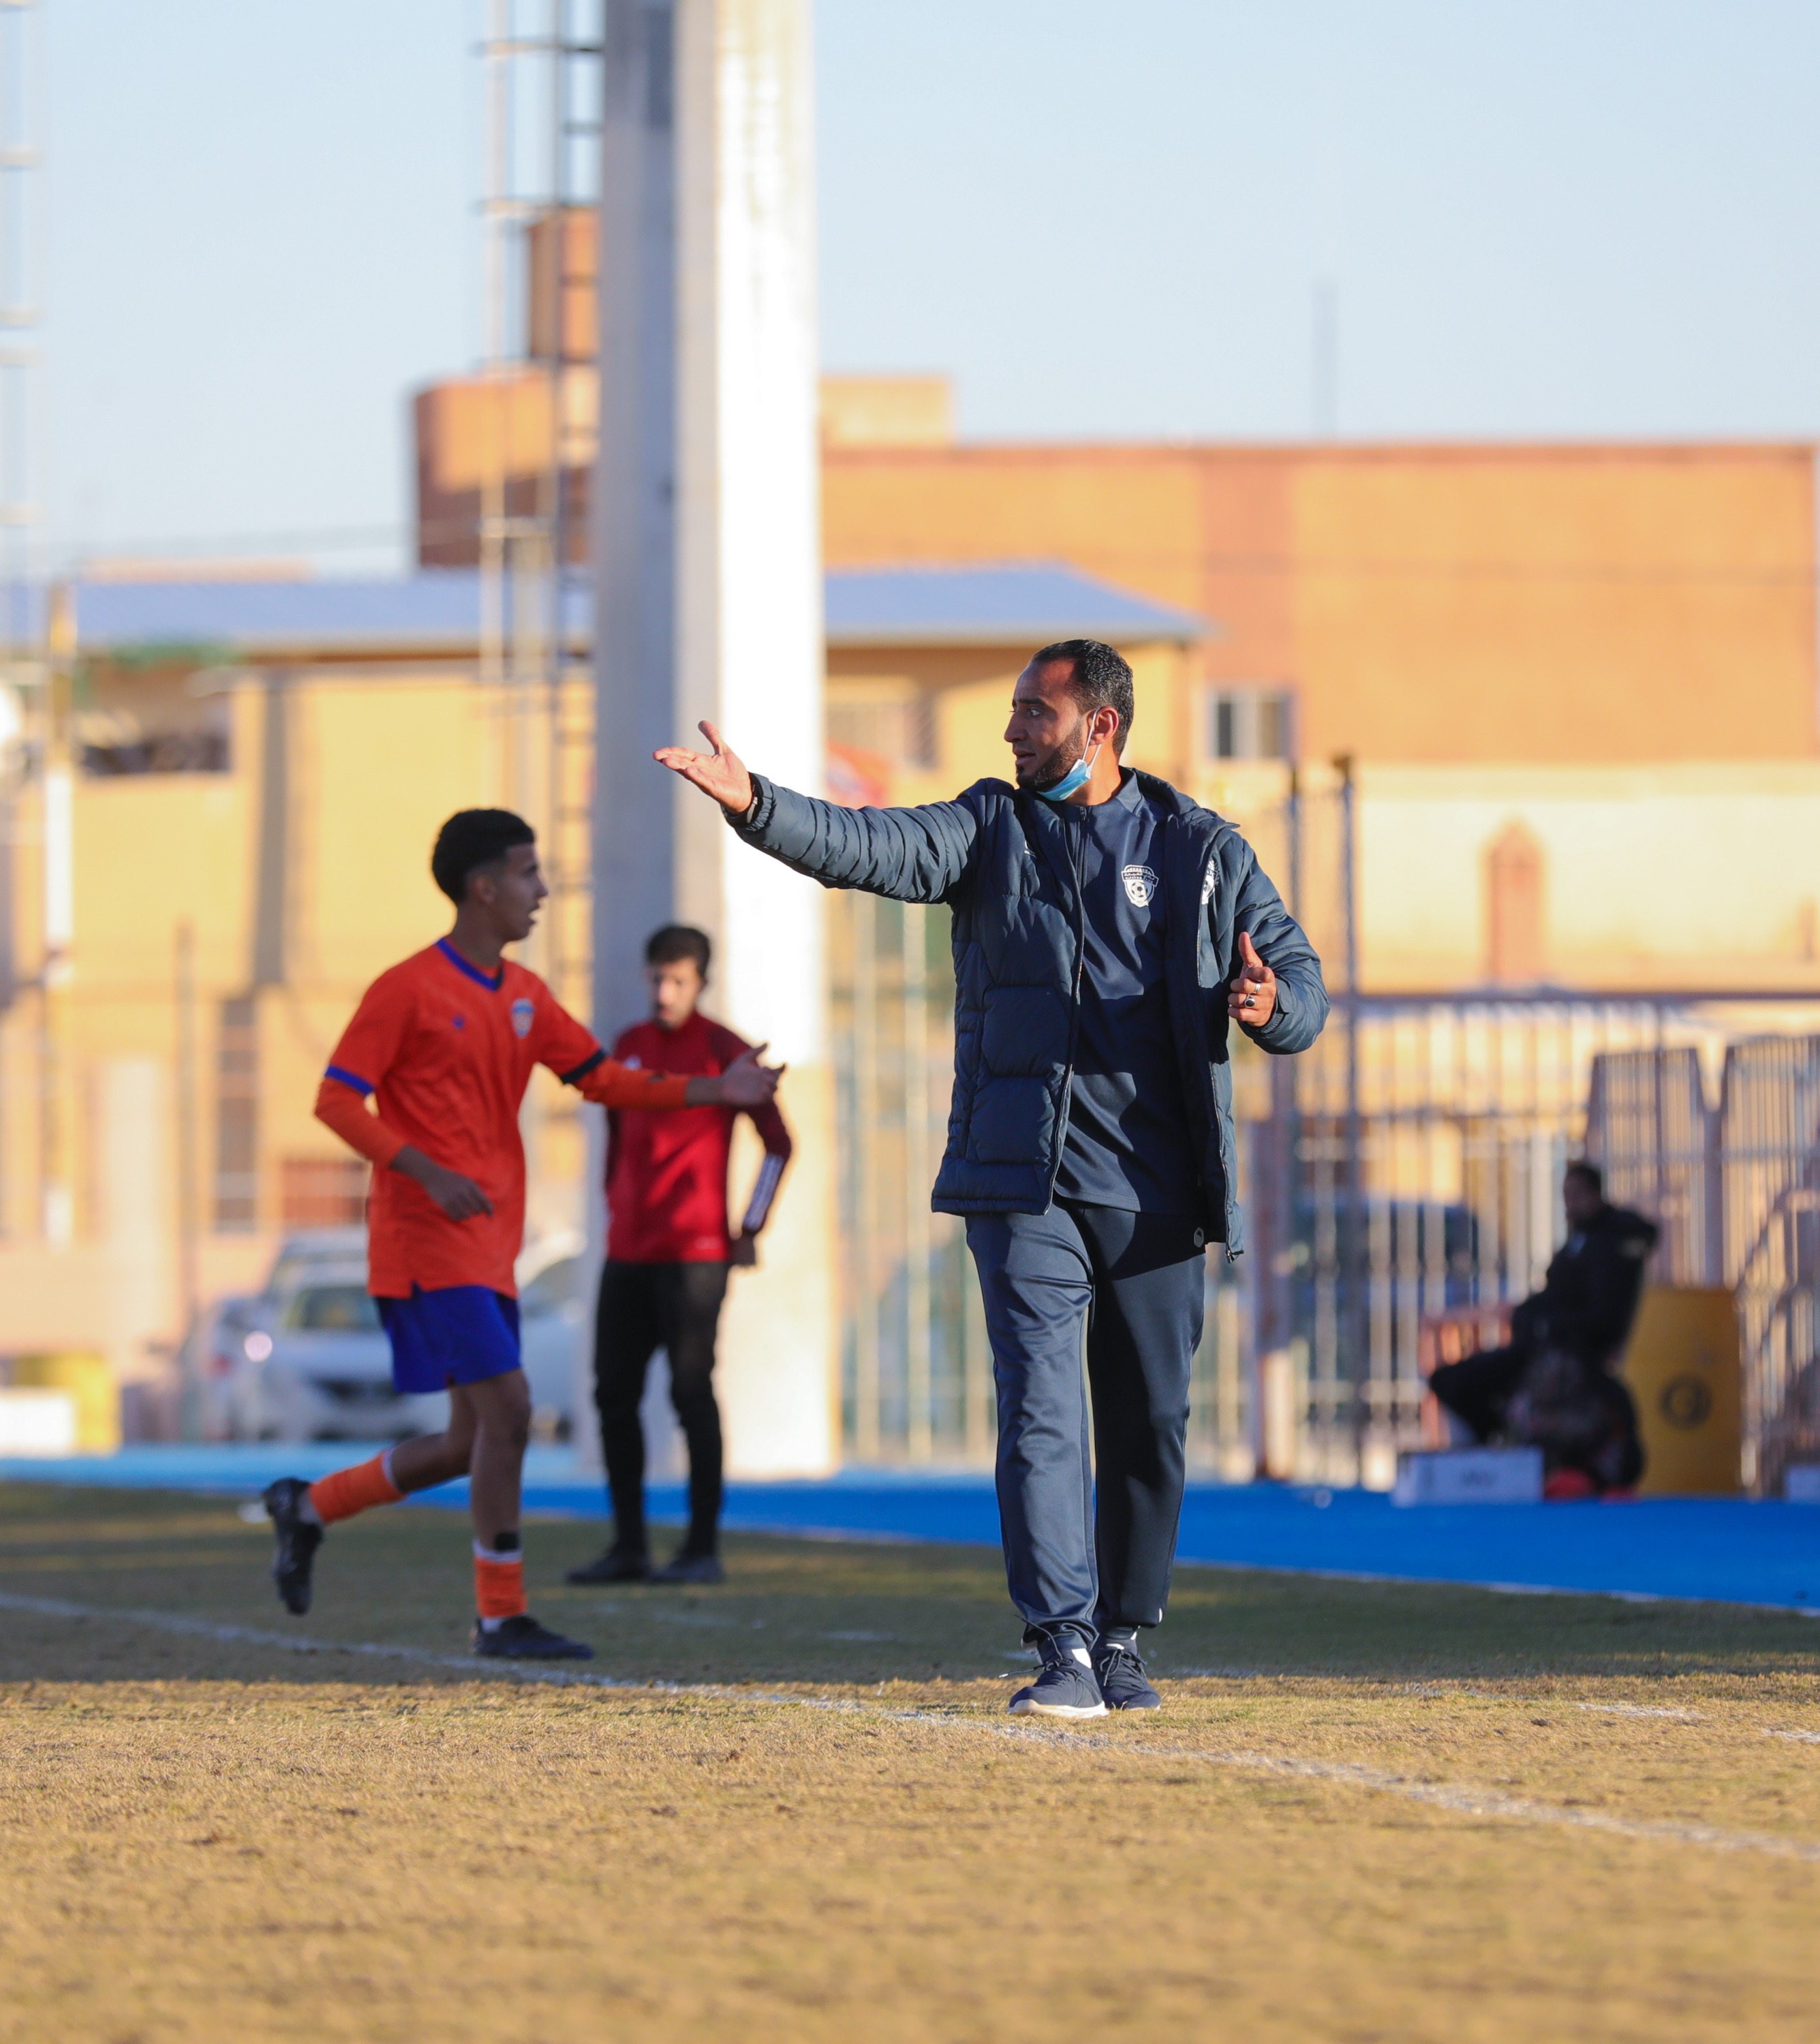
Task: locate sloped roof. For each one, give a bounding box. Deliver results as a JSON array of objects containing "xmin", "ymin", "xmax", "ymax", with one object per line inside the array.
[
  {"xmin": 63, "ymin": 573, "xmax": 543, "ymax": 657},
  {"xmin": 823, "ymin": 561, "xmax": 1203, "ymax": 647},
  {"xmin": 51, "ymin": 561, "xmax": 1205, "ymax": 660}
]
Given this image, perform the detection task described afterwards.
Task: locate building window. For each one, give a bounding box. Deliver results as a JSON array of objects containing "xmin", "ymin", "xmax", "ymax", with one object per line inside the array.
[
  {"xmin": 82, "ymin": 730, "xmax": 230, "ymax": 775},
  {"xmin": 79, "ymin": 696, "xmax": 231, "ymax": 777},
  {"xmin": 1205, "ymin": 687, "xmax": 1293, "ymax": 761},
  {"xmin": 213, "ymin": 996, "xmax": 259, "ymax": 1230},
  {"xmin": 827, "ymin": 689, "xmax": 937, "ymax": 769},
  {"xmin": 280, "ymin": 1156, "xmax": 369, "ymax": 1229},
  {"xmin": 1484, "ymin": 820, "xmax": 1547, "ymax": 985}
]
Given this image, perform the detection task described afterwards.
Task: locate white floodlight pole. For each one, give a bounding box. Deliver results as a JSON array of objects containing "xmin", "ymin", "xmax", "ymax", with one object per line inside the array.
[{"xmin": 593, "ymin": 0, "xmax": 834, "ymax": 1476}]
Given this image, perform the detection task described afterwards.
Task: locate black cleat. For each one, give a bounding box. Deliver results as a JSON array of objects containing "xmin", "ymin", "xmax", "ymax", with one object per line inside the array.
[
  {"xmin": 262, "ymin": 1477, "xmax": 324, "ymax": 1616},
  {"xmin": 472, "ymin": 1613, "xmax": 594, "ymax": 1661},
  {"xmin": 1009, "ymin": 1633, "xmax": 1108, "ymax": 1719},
  {"xmin": 565, "ymin": 1546, "xmax": 652, "ymax": 1585},
  {"xmin": 650, "ymin": 1552, "xmax": 725, "ymax": 1586},
  {"xmin": 1093, "ymin": 1638, "xmax": 1162, "ymax": 1712}
]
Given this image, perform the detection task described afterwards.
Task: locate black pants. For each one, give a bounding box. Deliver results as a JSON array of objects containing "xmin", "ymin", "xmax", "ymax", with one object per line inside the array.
[
  {"xmin": 594, "ymin": 1260, "xmax": 729, "ymax": 1559},
  {"xmin": 966, "ymin": 1203, "xmax": 1205, "ymax": 1643},
  {"xmin": 1431, "ymin": 1342, "xmax": 1646, "ymax": 1491},
  {"xmin": 1428, "ymin": 1344, "xmax": 1528, "ymax": 1442}
]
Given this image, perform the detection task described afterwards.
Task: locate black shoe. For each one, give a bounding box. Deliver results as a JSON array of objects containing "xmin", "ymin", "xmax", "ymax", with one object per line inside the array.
[
  {"xmin": 1008, "ymin": 1633, "xmax": 1107, "ymax": 1719},
  {"xmin": 472, "ymin": 1613, "xmax": 594, "ymax": 1661},
  {"xmin": 651, "ymin": 1551, "xmax": 725, "ymax": 1585},
  {"xmin": 263, "ymin": 1477, "xmax": 323, "ymax": 1616},
  {"xmin": 565, "ymin": 1547, "xmax": 651, "ymax": 1585},
  {"xmin": 1094, "ymin": 1637, "xmax": 1162, "ymax": 1711}
]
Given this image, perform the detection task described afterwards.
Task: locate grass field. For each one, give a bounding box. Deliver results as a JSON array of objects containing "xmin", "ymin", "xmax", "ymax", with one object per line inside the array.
[{"xmin": 3, "ymin": 1483, "xmax": 1820, "ymax": 2042}]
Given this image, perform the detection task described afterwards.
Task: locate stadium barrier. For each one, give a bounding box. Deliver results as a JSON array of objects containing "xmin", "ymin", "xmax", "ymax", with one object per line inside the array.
[{"xmin": 825, "ymin": 822, "xmax": 1820, "ymax": 1493}]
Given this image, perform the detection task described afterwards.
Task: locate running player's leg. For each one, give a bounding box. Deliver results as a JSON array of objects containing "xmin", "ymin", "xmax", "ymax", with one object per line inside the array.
[
  {"xmin": 649, "ymin": 1261, "xmax": 729, "ymax": 1583},
  {"xmin": 431, "ymin": 1290, "xmax": 590, "ymax": 1661},
  {"xmin": 263, "ymin": 1288, "xmax": 483, "ymax": 1615},
  {"xmin": 263, "ymin": 1389, "xmax": 480, "ymax": 1615},
  {"xmin": 386, "ymin": 1397, "xmax": 480, "ymax": 1493},
  {"xmin": 466, "ymin": 1363, "xmax": 530, "ymax": 1551}
]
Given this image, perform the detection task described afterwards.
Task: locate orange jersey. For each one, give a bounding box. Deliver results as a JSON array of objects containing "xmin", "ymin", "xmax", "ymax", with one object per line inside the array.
[{"xmin": 316, "ymin": 939, "xmax": 689, "ymax": 1297}]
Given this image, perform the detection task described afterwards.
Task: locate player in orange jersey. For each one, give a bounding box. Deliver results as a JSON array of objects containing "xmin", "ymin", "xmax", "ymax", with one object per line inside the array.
[{"xmin": 262, "ymin": 809, "xmax": 782, "ymax": 1661}]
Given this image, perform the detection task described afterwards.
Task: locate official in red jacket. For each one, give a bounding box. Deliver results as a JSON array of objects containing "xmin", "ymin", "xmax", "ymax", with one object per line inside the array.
[{"xmin": 568, "ymin": 924, "xmax": 792, "ymax": 1585}]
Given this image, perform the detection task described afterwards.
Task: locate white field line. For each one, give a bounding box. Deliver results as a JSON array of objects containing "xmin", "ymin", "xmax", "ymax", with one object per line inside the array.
[
  {"xmin": 1407, "ymin": 1684, "xmax": 1820, "ymax": 1737},
  {"xmin": 1000, "ymin": 1722, "xmax": 1820, "ymax": 1865},
  {"xmin": 0, "ymin": 1590, "xmax": 673, "ymax": 1694},
  {"xmin": 7, "ymin": 1586, "xmax": 1820, "ymax": 1865},
  {"xmin": 1404, "ymin": 1683, "xmax": 1707, "ymax": 1720},
  {"xmin": 1575, "ymin": 1701, "xmax": 1703, "ymax": 1720}
]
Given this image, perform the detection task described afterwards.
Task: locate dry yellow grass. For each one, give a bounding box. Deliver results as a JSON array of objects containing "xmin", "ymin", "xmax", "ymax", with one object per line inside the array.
[{"xmin": 2, "ymin": 1481, "xmax": 1819, "ymax": 2043}]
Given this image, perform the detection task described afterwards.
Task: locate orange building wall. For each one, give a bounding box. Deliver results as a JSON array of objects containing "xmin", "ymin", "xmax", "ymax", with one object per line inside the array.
[
  {"xmin": 413, "ymin": 334, "xmax": 1818, "ymax": 767},
  {"xmin": 822, "ymin": 442, "xmax": 1819, "ymax": 765}
]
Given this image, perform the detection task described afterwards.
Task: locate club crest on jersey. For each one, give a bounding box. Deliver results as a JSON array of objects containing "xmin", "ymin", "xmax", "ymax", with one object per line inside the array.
[
  {"xmin": 510, "ymin": 997, "xmax": 535, "ymax": 1039},
  {"xmin": 1122, "ymin": 863, "xmax": 1158, "ymax": 908}
]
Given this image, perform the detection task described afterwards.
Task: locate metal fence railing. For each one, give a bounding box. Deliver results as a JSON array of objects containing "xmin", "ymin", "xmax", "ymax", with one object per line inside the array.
[
  {"xmin": 829, "ymin": 894, "xmax": 992, "ymax": 1468},
  {"xmin": 827, "ymin": 886, "xmax": 1820, "ymax": 1490}
]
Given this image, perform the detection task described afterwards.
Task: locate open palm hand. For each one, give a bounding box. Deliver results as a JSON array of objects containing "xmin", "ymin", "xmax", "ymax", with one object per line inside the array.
[{"xmin": 653, "ymin": 720, "xmax": 755, "ymax": 814}]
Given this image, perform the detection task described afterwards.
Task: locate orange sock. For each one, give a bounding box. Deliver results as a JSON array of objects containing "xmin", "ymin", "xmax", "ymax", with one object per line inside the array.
[
  {"xmin": 474, "ymin": 1541, "xmax": 527, "ymax": 1624},
  {"xmin": 307, "ymin": 1451, "xmax": 403, "ymax": 1526}
]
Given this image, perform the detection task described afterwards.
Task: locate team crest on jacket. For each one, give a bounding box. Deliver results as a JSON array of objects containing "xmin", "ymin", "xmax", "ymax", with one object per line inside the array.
[
  {"xmin": 1122, "ymin": 863, "xmax": 1158, "ymax": 908},
  {"xmin": 510, "ymin": 997, "xmax": 535, "ymax": 1039}
]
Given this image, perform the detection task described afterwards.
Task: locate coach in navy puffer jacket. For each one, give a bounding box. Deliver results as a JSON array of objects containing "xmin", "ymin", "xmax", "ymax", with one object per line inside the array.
[
  {"xmin": 658, "ymin": 638, "xmax": 1325, "ymax": 1718},
  {"xmin": 726, "ymin": 756, "xmax": 1325, "ymax": 1252}
]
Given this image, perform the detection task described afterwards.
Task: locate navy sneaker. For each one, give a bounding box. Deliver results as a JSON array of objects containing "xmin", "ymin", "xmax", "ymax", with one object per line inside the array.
[
  {"xmin": 1008, "ymin": 1634, "xmax": 1107, "ymax": 1719},
  {"xmin": 651, "ymin": 1552, "xmax": 725, "ymax": 1586},
  {"xmin": 1094, "ymin": 1637, "xmax": 1162, "ymax": 1711},
  {"xmin": 472, "ymin": 1613, "xmax": 593, "ymax": 1661},
  {"xmin": 262, "ymin": 1477, "xmax": 323, "ymax": 1616},
  {"xmin": 565, "ymin": 1546, "xmax": 651, "ymax": 1585}
]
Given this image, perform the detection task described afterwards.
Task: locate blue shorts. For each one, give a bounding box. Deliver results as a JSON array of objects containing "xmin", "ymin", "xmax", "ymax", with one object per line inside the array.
[{"xmin": 378, "ymin": 1286, "xmax": 522, "ymax": 1393}]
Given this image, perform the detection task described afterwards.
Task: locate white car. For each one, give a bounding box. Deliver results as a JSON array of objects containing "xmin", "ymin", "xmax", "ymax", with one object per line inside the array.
[
  {"xmin": 212, "ymin": 1230, "xmax": 591, "ymax": 1444},
  {"xmin": 515, "ymin": 1239, "xmax": 591, "ymax": 1438}
]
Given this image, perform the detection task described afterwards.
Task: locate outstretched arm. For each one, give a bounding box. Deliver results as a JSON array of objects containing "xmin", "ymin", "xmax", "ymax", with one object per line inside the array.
[
  {"xmin": 566, "ymin": 1044, "xmax": 783, "ymax": 1111},
  {"xmin": 655, "ymin": 720, "xmax": 981, "ymax": 903},
  {"xmin": 540, "ymin": 993, "xmax": 784, "ymax": 1111}
]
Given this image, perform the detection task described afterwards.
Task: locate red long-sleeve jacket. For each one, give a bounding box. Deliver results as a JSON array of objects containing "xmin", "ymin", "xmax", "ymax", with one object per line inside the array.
[{"xmin": 605, "ymin": 1012, "xmax": 792, "ymax": 1264}]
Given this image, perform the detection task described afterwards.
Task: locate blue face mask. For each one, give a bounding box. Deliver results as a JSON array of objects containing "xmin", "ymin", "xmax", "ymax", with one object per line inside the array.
[{"xmin": 1034, "ymin": 741, "xmax": 1100, "ymax": 804}]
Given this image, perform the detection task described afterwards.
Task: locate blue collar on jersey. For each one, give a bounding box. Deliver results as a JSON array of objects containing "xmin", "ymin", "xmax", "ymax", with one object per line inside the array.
[{"xmin": 437, "ymin": 937, "xmax": 504, "ymax": 991}]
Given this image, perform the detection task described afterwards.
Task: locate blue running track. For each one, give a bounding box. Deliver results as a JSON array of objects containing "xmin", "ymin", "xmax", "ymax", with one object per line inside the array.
[{"xmin": 3, "ymin": 1446, "xmax": 1817, "ymax": 1613}]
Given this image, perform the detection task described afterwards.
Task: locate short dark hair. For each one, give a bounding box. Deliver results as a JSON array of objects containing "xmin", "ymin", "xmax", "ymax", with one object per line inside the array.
[
  {"xmin": 1032, "ymin": 638, "xmax": 1136, "ymax": 756},
  {"xmin": 645, "ymin": 924, "xmax": 711, "ymax": 976},
  {"xmin": 431, "ymin": 809, "xmax": 536, "ymax": 904},
  {"xmin": 1565, "ymin": 1160, "xmax": 1604, "ymax": 1198}
]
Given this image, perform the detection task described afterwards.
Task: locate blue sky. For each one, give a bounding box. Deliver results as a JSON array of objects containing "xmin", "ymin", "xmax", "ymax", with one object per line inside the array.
[{"xmin": 37, "ymin": 1, "xmax": 1820, "ymax": 571}]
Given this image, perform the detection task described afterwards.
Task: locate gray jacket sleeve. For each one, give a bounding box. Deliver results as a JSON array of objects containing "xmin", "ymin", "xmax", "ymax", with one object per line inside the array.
[
  {"xmin": 725, "ymin": 773, "xmax": 983, "ymax": 903},
  {"xmin": 1228, "ymin": 841, "xmax": 1329, "ymax": 1056}
]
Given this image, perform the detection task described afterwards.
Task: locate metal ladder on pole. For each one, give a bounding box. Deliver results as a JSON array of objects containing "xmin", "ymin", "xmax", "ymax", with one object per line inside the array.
[{"xmin": 477, "ymin": 0, "xmax": 602, "ymax": 1024}]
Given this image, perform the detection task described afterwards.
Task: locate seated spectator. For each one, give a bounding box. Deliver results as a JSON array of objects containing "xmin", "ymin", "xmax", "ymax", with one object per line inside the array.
[{"xmin": 1430, "ymin": 1162, "xmax": 1659, "ymax": 1496}]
